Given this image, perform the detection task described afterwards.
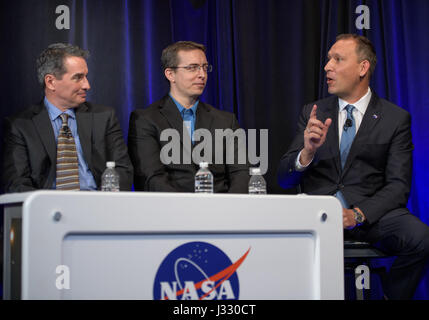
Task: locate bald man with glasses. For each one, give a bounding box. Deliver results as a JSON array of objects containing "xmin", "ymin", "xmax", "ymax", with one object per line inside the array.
[{"xmin": 128, "ymin": 41, "xmax": 249, "ymax": 192}]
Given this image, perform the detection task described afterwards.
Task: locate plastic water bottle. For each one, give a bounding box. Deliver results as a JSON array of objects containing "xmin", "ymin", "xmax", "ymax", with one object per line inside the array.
[
  {"xmin": 248, "ymin": 167, "xmax": 267, "ymax": 194},
  {"xmin": 195, "ymin": 162, "xmax": 213, "ymax": 193},
  {"xmin": 101, "ymin": 161, "xmax": 120, "ymax": 192}
]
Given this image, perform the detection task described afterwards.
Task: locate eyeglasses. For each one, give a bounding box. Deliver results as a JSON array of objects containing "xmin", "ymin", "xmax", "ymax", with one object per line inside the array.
[{"xmin": 171, "ymin": 64, "xmax": 213, "ymax": 73}]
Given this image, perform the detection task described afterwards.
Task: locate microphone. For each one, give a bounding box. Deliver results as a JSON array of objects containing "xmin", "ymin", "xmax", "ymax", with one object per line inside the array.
[{"xmin": 343, "ymin": 119, "xmax": 352, "ymax": 131}]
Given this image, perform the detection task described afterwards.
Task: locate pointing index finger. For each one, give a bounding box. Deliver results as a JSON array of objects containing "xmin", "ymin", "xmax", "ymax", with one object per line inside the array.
[{"xmin": 310, "ymin": 104, "xmax": 318, "ymax": 119}]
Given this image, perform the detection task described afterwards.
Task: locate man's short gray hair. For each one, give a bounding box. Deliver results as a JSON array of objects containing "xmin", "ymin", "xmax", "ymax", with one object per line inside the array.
[{"xmin": 36, "ymin": 43, "xmax": 89, "ymax": 88}]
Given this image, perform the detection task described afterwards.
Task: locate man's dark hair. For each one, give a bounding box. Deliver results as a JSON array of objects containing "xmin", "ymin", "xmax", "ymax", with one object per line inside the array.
[
  {"xmin": 36, "ymin": 43, "xmax": 89, "ymax": 88},
  {"xmin": 336, "ymin": 34, "xmax": 377, "ymax": 77},
  {"xmin": 161, "ymin": 41, "xmax": 206, "ymax": 71}
]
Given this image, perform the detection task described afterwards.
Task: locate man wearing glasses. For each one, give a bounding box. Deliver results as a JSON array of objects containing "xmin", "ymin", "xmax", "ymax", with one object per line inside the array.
[{"xmin": 128, "ymin": 41, "xmax": 249, "ymax": 192}]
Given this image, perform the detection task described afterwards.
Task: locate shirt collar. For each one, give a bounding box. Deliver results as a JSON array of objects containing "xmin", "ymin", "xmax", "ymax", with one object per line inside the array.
[
  {"xmin": 169, "ymin": 93, "xmax": 199, "ymax": 116},
  {"xmin": 338, "ymin": 88, "xmax": 372, "ymax": 115},
  {"xmin": 44, "ymin": 97, "xmax": 76, "ymax": 121}
]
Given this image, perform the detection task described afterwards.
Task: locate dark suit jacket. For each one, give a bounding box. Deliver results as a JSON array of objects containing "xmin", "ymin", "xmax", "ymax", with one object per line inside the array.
[
  {"xmin": 277, "ymin": 92, "xmax": 413, "ymax": 224},
  {"xmin": 2, "ymin": 101, "xmax": 133, "ymax": 192},
  {"xmin": 128, "ymin": 95, "xmax": 249, "ymax": 193}
]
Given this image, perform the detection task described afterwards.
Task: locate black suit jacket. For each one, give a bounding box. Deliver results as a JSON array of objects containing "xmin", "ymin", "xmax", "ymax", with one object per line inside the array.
[
  {"xmin": 128, "ymin": 95, "xmax": 249, "ymax": 193},
  {"xmin": 277, "ymin": 92, "xmax": 413, "ymax": 224},
  {"xmin": 2, "ymin": 101, "xmax": 133, "ymax": 192}
]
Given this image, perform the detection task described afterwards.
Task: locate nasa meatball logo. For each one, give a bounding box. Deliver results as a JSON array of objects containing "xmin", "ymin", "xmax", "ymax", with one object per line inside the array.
[{"xmin": 153, "ymin": 241, "xmax": 250, "ymax": 300}]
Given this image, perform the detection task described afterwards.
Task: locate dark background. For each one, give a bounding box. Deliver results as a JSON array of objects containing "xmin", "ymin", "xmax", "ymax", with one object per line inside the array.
[{"xmin": 0, "ymin": 0, "xmax": 428, "ymax": 299}]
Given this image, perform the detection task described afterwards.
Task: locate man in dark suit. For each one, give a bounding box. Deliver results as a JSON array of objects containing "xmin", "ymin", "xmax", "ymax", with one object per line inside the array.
[
  {"xmin": 2, "ymin": 43, "xmax": 133, "ymax": 192},
  {"xmin": 278, "ymin": 34, "xmax": 429, "ymax": 299},
  {"xmin": 128, "ymin": 41, "xmax": 249, "ymax": 192}
]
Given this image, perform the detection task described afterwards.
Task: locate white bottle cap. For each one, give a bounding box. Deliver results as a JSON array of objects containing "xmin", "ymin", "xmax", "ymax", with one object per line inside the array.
[
  {"xmin": 199, "ymin": 162, "xmax": 209, "ymax": 168},
  {"xmin": 249, "ymin": 167, "xmax": 261, "ymax": 175},
  {"xmin": 106, "ymin": 161, "xmax": 116, "ymax": 168}
]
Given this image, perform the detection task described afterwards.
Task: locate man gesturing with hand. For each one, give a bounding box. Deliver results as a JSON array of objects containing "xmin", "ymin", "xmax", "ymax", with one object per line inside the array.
[
  {"xmin": 277, "ymin": 34, "xmax": 429, "ymax": 299},
  {"xmin": 300, "ymin": 104, "xmax": 332, "ymax": 166}
]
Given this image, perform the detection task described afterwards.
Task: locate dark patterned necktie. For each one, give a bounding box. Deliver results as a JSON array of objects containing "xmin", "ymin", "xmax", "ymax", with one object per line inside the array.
[{"xmin": 56, "ymin": 113, "xmax": 80, "ymax": 190}]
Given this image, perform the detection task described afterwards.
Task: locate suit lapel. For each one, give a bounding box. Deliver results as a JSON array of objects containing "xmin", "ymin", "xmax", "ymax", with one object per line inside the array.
[
  {"xmin": 32, "ymin": 103, "xmax": 56, "ymax": 165},
  {"xmin": 323, "ymin": 97, "xmax": 341, "ymax": 175},
  {"xmin": 194, "ymin": 102, "xmax": 213, "ymax": 148},
  {"xmin": 75, "ymin": 103, "xmax": 93, "ymax": 169},
  {"xmin": 341, "ymin": 93, "xmax": 381, "ymax": 175},
  {"xmin": 160, "ymin": 96, "xmax": 187, "ymax": 138},
  {"xmin": 159, "ymin": 96, "xmax": 193, "ymax": 157}
]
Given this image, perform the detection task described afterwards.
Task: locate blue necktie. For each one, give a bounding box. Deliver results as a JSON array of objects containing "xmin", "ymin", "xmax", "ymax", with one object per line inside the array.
[
  {"xmin": 182, "ymin": 109, "xmax": 194, "ymax": 142},
  {"xmin": 340, "ymin": 105, "xmax": 356, "ymax": 169},
  {"xmin": 335, "ymin": 105, "xmax": 356, "ymax": 208}
]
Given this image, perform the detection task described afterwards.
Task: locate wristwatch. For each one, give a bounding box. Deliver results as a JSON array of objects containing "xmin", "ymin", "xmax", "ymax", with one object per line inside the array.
[{"xmin": 352, "ymin": 208, "xmax": 365, "ymax": 225}]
